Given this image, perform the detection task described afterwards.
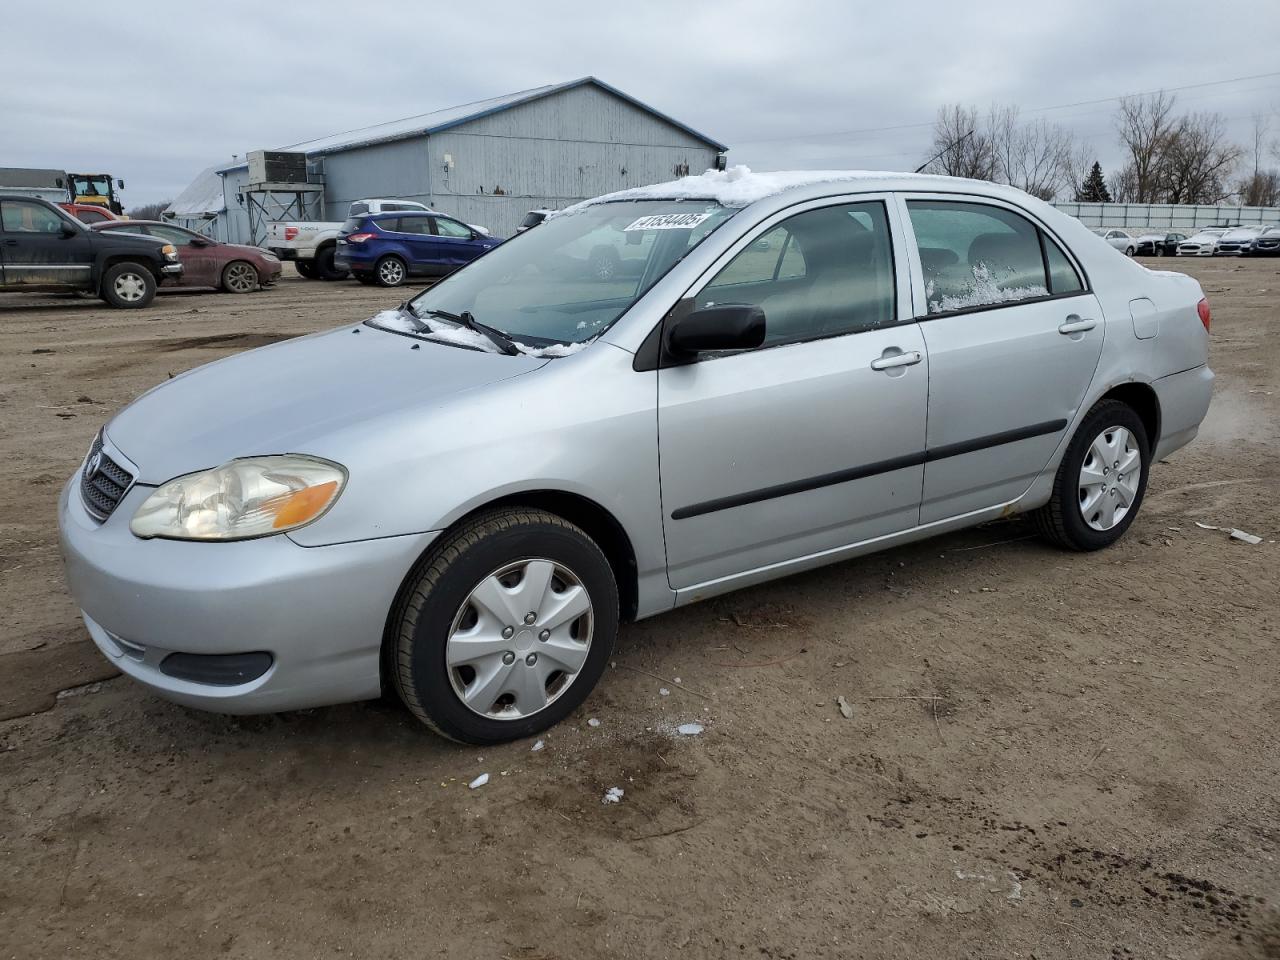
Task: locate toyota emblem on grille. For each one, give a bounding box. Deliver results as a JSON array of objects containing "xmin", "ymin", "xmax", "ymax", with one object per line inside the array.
[{"xmin": 85, "ymin": 449, "xmax": 102, "ymax": 480}]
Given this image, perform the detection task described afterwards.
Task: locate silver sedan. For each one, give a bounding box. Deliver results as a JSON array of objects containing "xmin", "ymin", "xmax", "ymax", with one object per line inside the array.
[{"xmin": 59, "ymin": 169, "xmax": 1214, "ymax": 743}]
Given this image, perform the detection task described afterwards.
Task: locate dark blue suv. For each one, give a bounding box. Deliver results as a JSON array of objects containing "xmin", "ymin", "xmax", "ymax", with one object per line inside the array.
[{"xmin": 335, "ymin": 211, "xmax": 501, "ymax": 287}]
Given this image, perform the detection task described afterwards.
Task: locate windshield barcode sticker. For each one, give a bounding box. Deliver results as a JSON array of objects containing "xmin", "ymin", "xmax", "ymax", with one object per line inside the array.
[{"xmin": 623, "ymin": 213, "xmax": 712, "ymax": 231}]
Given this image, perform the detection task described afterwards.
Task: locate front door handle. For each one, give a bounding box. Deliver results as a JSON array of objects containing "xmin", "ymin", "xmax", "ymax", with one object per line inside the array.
[
  {"xmin": 1058, "ymin": 315, "xmax": 1097, "ymax": 335},
  {"xmin": 870, "ymin": 350, "xmax": 922, "ymax": 371}
]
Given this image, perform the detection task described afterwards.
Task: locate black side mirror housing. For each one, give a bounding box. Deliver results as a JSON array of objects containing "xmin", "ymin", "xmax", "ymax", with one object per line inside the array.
[
  {"xmin": 189, "ymin": 236, "xmax": 210, "ymax": 247},
  {"xmin": 60, "ymin": 223, "xmax": 79, "ymax": 238},
  {"xmin": 667, "ymin": 303, "xmax": 766, "ymax": 356}
]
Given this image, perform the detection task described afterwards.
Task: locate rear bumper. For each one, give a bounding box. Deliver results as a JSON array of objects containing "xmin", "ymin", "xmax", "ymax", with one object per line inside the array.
[
  {"xmin": 268, "ymin": 247, "xmax": 298, "ymax": 261},
  {"xmin": 1152, "ymin": 364, "xmax": 1214, "ymax": 460}
]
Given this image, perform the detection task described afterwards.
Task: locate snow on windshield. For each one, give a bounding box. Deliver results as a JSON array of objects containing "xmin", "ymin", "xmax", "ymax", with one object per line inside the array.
[{"xmin": 367, "ymin": 310, "xmax": 588, "ymax": 358}]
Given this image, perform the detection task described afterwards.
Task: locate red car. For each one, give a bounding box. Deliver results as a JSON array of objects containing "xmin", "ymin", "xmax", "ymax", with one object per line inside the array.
[
  {"xmin": 90, "ymin": 220, "xmax": 282, "ymax": 293},
  {"xmin": 59, "ymin": 202, "xmax": 121, "ymax": 225}
]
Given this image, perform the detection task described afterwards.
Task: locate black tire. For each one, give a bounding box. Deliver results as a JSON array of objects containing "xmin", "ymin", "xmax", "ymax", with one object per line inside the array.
[
  {"xmin": 221, "ymin": 260, "xmax": 258, "ymax": 294},
  {"xmin": 314, "ymin": 245, "xmax": 348, "ymax": 281},
  {"xmin": 391, "ymin": 508, "xmax": 619, "ymax": 744},
  {"xmin": 374, "ymin": 255, "xmax": 407, "ymax": 287},
  {"xmin": 99, "ymin": 261, "xmax": 156, "ymax": 309},
  {"xmin": 1032, "ymin": 399, "xmax": 1150, "ymax": 551},
  {"xmin": 295, "ymin": 259, "xmax": 318, "ymax": 279}
]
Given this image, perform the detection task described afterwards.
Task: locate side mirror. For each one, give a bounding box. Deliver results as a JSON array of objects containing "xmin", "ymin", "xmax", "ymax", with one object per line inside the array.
[
  {"xmin": 60, "ymin": 223, "xmax": 79, "ymax": 238},
  {"xmin": 667, "ymin": 303, "xmax": 766, "ymax": 356},
  {"xmin": 117, "ymin": 179, "xmax": 125, "ymax": 189},
  {"xmin": 189, "ymin": 236, "xmax": 210, "ymax": 247}
]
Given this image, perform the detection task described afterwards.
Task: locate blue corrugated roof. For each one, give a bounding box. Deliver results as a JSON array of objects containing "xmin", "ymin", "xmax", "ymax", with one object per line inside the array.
[{"xmin": 217, "ymin": 77, "xmax": 726, "ymax": 174}]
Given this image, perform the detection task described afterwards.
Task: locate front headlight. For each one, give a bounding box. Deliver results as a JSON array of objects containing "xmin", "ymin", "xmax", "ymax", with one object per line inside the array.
[
  {"xmin": 161, "ymin": 243, "xmax": 179, "ymax": 261},
  {"xmin": 130, "ymin": 455, "xmax": 346, "ymax": 541}
]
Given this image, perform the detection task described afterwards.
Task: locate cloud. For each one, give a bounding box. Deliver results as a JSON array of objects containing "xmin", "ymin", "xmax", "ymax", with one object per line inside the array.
[{"xmin": 3, "ymin": 0, "xmax": 1277, "ymax": 207}]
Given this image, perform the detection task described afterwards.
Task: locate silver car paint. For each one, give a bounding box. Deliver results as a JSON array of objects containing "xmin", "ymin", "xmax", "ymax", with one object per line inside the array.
[{"xmin": 58, "ymin": 174, "xmax": 1213, "ymax": 714}]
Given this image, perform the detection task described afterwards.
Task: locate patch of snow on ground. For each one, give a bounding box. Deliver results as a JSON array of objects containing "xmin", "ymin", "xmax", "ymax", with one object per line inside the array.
[
  {"xmin": 676, "ymin": 723, "xmax": 704, "ymax": 736},
  {"xmin": 602, "ymin": 787, "xmax": 624, "ymax": 804},
  {"xmin": 468, "ymin": 773, "xmax": 489, "ymax": 789},
  {"xmin": 587, "ymin": 717, "xmax": 601, "ymax": 727},
  {"xmin": 531, "ymin": 739, "xmax": 544, "ymax": 752}
]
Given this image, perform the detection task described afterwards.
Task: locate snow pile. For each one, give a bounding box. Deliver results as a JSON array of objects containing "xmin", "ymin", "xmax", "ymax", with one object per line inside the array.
[
  {"xmin": 926, "ymin": 265, "xmax": 1048, "ymax": 315},
  {"xmin": 531, "ymin": 739, "xmax": 545, "ymax": 752},
  {"xmin": 468, "ymin": 773, "xmax": 489, "ymax": 789},
  {"xmin": 368, "ymin": 309, "xmax": 590, "ymax": 358},
  {"xmin": 676, "ymin": 723, "xmax": 704, "ymax": 737},
  {"xmin": 564, "ymin": 165, "xmax": 945, "ymax": 213},
  {"xmin": 602, "ymin": 786, "xmax": 624, "ymax": 805}
]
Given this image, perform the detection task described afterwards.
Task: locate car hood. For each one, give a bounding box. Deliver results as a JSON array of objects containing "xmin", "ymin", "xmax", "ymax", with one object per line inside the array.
[
  {"xmin": 105, "ymin": 323, "xmax": 548, "ymax": 483},
  {"xmin": 225, "ymin": 243, "xmax": 272, "ymax": 257}
]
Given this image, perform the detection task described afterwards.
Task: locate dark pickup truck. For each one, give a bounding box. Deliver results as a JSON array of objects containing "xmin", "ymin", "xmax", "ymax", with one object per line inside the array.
[{"xmin": 1, "ymin": 196, "xmax": 182, "ymax": 308}]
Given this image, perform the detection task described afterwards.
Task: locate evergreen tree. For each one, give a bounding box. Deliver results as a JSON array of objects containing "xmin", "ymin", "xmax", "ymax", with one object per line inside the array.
[{"xmin": 1075, "ymin": 162, "xmax": 1113, "ymax": 203}]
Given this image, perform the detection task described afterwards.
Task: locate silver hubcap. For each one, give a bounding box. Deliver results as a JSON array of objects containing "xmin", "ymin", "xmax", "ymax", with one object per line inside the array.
[
  {"xmin": 1079, "ymin": 425, "xmax": 1141, "ymax": 531},
  {"xmin": 446, "ymin": 558, "xmax": 593, "ymax": 720},
  {"xmin": 380, "ymin": 259, "xmax": 404, "ymax": 284},
  {"xmin": 114, "ymin": 272, "xmax": 146, "ymax": 301},
  {"xmin": 227, "ymin": 262, "xmax": 255, "ymax": 291}
]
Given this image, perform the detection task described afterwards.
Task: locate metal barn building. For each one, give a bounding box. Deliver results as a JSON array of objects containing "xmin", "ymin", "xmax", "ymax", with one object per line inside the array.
[{"xmin": 185, "ymin": 77, "xmax": 727, "ymax": 244}]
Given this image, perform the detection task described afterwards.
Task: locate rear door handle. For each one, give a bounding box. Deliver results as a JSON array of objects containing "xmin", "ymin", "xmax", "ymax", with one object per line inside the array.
[
  {"xmin": 870, "ymin": 350, "xmax": 922, "ymax": 371},
  {"xmin": 1058, "ymin": 315, "xmax": 1097, "ymax": 334}
]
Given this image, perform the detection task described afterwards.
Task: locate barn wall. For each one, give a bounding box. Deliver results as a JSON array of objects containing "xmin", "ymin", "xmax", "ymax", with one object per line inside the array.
[
  {"xmin": 422, "ymin": 84, "xmax": 721, "ymax": 236},
  {"xmin": 318, "ymin": 138, "xmax": 432, "ymax": 220}
]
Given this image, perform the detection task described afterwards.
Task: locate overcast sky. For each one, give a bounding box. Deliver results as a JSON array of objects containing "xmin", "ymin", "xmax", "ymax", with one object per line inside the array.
[{"xmin": 4, "ymin": 0, "xmax": 1278, "ymax": 209}]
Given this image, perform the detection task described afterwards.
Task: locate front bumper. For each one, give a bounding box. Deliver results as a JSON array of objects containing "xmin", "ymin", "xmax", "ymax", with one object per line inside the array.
[
  {"xmin": 161, "ymin": 262, "xmax": 184, "ymax": 284},
  {"xmin": 268, "ymin": 247, "xmax": 298, "ymax": 261},
  {"xmin": 58, "ymin": 472, "xmax": 439, "ymax": 714}
]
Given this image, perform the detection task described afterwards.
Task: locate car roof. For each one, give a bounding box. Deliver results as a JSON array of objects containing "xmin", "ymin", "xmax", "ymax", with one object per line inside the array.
[{"xmin": 91, "ymin": 219, "xmax": 173, "ymax": 229}]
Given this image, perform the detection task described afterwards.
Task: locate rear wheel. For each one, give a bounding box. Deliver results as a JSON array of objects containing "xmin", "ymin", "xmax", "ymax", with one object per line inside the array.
[
  {"xmin": 375, "ymin": 255, "xmax": 407, "ymax": 287},
  {"xmin": 1032, "ymin": 400, "xmax": 1149, "ymax": 551},
  {"xmin": 391, "ymin": 508, "xmax": 618, "ymax": 743},
  {"xmin": 221, "ymin": 260, "xmax": 258, "ymax": 293},
  {"xmin": 294, "ymin": 259, "xmax": 317, "ymax": 279},
  {"xmin": 100, "ymin": 262, "xmax": 156, "ymax": 309},
  {"xmin": 314, "ymin": 245, "xmax": 348, "ymax": 281}
]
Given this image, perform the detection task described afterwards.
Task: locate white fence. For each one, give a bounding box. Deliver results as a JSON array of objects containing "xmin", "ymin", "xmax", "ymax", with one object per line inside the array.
[{"xmin": 1052, "ymin": 201, "xmax": 1280, "ymax": 230}]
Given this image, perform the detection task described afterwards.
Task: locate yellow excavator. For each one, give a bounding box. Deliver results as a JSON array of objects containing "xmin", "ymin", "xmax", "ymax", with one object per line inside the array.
[{"xmin": 68, "ymin": 172, "xmax": 125, "ymax": 214}]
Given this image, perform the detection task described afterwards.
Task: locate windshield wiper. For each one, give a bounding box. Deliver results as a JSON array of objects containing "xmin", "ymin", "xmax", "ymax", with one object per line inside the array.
[{"xmin": 420, "ymin": 307, "xmax": 521, "ymax": 356}]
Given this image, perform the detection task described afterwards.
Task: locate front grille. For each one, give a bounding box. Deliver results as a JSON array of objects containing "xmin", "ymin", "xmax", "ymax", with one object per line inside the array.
[{"xmin": 80, "ymin": 432, "xmax": 134, "ymax": 522}]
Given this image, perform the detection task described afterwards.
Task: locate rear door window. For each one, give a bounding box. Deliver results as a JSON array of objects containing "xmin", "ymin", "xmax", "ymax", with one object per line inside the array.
[
  {"xmin": 394, "ymin": 217, "xmax": 432, "ymax": 235},
  {"xmin": 906, "ymin": 200, "xmax": 1053, "ymax": 315}
]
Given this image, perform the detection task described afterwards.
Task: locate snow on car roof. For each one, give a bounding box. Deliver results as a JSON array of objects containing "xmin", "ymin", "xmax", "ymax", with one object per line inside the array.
[{"xmin": 563, "ymin": 165, "xmax": 988, "ymax": 213}]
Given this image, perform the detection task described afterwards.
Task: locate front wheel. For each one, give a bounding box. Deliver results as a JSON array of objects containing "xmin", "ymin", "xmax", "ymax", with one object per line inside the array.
[
  {"xmin": 375, "ymin": 255, "xmax": 407, "ymax": 287},
  {"xmin": 1032, "ymin": 400, "xmax": 1150, "ymax": 551},
  {"xmin": 391, "ymin": 508, "xmax": 619, "ymax": 743},
  {"xmin": 100, "ymin": 262, "xmax": 156, "ymax": 308},
  {"xmin": 314, "ymin": 246, "xmax": 348, "ymax": 281},
  {"xmin": 221, "ymin": 260, "xmax": 258, "ymax": 293}
]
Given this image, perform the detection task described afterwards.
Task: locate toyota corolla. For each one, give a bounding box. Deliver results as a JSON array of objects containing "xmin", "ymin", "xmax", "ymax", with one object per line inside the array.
[{"xmin": 59, "ymin": 168, "xmax": 1214, "ymax": 743}]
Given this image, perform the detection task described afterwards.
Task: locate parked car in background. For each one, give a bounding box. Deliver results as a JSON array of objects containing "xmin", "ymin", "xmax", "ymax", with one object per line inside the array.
[
  {"xmin": 59, "ymin": 169, "xmax": 1213, "ymax": 743},
  {"xmin": 1134, "ymin": 232, "xmax": 1187, "ymax": 257},
  {"xmin": 1177, "ymin": 229, "xmax": 1228, "ymax": 257},
  {"xmin": 517, "ymin": 209, "xmax": 554, "ymax": 233},
  {"xmin": 59, "ymin": 202, "xmax": 121, "ymax": 225},
  {"xmin": 0, "ymin": 196, "xmax": 180, "ymax": 307},
  {"xmin": 1214, "ymin": 226, "xmax": 1263, "ymax": 256},
  {"xmin": 1092, "ymin": 227, "xmax": 1137, "ymax": 256},
  {"xmin": 92, "ymin": 220, "xmax": 281, "ymax": 292},
  {"xmin": 269, "ymin": 199, "xmax": 493, "ymax": 280},
  {"xmin": 335, "ymin": 211, "xmax": 501, "ymax": 286},
  {"xmin": 1243, "ymin": 226, "xmax": 1280, "ymax": 256}
]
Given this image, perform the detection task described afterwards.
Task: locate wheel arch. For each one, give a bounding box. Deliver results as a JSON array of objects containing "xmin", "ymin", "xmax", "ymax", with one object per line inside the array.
[
  {"xmin": 377, "ymin": 489, "xmax": 641, "ymax": 694},
  {"xmin": 1097, "ymin": 381, "xmax": 1160, "ymax": 450}
]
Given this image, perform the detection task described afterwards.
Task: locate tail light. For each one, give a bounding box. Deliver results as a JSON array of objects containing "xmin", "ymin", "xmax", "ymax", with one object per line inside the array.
[
  {"xmin": 1196, "ymin": 298, "xmax": 1211, "ymax": 332},
  {"xmin": 346, "ymin": 233, "xmax": 375, "ymax": 243},
  {"xmin": 283, "ymin": 226, "xmax": 298, "ymax": 241}
]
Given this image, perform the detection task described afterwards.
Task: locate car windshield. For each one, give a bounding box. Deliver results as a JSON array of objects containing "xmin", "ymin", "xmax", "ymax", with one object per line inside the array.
[{"xmin": 374, "ymin": 200, "xmax": 737, "ymax": 348}]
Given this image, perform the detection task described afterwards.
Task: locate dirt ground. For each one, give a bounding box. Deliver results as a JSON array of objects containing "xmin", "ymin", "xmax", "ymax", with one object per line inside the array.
[{"xmin": 1, "ymin": 258, "xmax": 1277, "ymax": 960}]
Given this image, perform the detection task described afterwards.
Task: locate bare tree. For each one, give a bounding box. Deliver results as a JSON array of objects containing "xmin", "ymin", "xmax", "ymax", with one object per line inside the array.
[
  {"xmin": 1114, "ymin": 91, "xmax": 1180, "ymax": 203},
  {"xmin": 128, "ymin": 200, "xmax": 171, "ymax": 220},
  {"xmin": 921, "ymin": 104, "xmax": 995, "ymax": 180},
  {"xmin": 1239, "ymin": 170, "xmax": 1280, "ymax": 207},
  {"xmin": 989, "ymin": 105, "xmax": 1074, "ymax": 200},
  {"xmin": 1164, "ymin": 112, "xmax": 1242, "ymax": 204}
]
